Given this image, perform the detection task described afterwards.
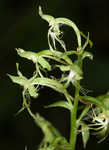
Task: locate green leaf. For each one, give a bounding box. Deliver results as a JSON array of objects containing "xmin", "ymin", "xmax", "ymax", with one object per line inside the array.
[
  {"xmin": 81, "ymin": 123, "xmax": 90, "ymax": 148},
  {"xmin": 45, "ymin": 101, "xmax": 73, "ymax": 111},
  {"xmin": 34, "ymin": 113, "xmax": 61, "ymax": 142},
  {"xmin": 79, "ymin": 96, "xmax": 107, "ymax": 110},
  {"xmin": 32, "ymin": 77, "xmax": 68, "ymax": 95},
  {"xmin": 77, "ymin": 105, "xmax": 90, "ymax": 123},
  {"xmin": 48, "ymin": 136, "xmax": 72, "ymax": 150}
]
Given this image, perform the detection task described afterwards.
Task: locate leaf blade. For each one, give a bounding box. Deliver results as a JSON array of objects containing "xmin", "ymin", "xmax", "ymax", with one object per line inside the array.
[
  {"xmin": 32, "ymin": 77, "xmax": 68, "ymax": 95},
  {"xmin": 79, "ymin": 96, "xmax": 107, "ymax": 110},
  {"xmin": 45, "ymin": 101, "xmax": 73, "ymax": 110},
  {"xmin": 81, "ymin": 123, "xmax": 90, "ymax": 148}
]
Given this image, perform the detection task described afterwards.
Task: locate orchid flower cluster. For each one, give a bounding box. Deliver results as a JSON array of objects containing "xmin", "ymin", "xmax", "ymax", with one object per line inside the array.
[{"xmin": 8, "ymin": 6, "xmax": 109, "ymax": 150}]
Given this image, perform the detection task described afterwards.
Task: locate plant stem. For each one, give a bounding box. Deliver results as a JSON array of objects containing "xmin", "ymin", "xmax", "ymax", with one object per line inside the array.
[
  {"xmin": 69, "ymin": 55, "xmax": 83, "ymax": 150},
  {"xmin": 70, "ymin": 87, "xmax": 79, "ymax": 150},
  {"xmin": 69, "ymin": 54, "xmax": 83, "ymax": 150}
]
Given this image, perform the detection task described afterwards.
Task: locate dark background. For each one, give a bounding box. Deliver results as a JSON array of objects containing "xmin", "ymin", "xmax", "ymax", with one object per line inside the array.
[{"xmin": 0, "ymin": 0, "xmax": 109, "ymax": 150}]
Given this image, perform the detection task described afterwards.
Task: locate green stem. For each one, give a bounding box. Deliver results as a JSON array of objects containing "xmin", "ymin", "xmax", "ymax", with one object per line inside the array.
[
  {"xmin": 70, "ymin": 55, "xmax": 83, "ymax": 150},
  {"xmin": 70, "ymin": 87, "xmax": 79, "ymax": 150}
]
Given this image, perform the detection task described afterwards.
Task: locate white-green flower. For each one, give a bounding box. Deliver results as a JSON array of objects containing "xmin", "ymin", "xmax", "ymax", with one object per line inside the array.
[
  {"xmin": 39, "ymin": 6, "xmax": 82, "ymax": 52},
  {"xmin": 86, "ymin": 106, "xmax": 109, "ymax": 143},
  {"xmin": 8, "ymin": 63, "xmax": 39, "ymax": 99},
  {"xmin": 39, "ymin": 6, "xmax": 66, "ymax": 52},
  {"xmin": 57, "ymin": 64, "xmax": 83, "ymax": 93},
  {"xmin": 68, "ymin": 70, "xmax": 82, "ymax": 84}
]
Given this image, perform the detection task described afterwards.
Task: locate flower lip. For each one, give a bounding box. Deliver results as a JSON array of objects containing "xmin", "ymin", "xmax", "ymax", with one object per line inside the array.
[{"xmin": 68, "ymin": 70, "xmax": 76, "ymax": 81}]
